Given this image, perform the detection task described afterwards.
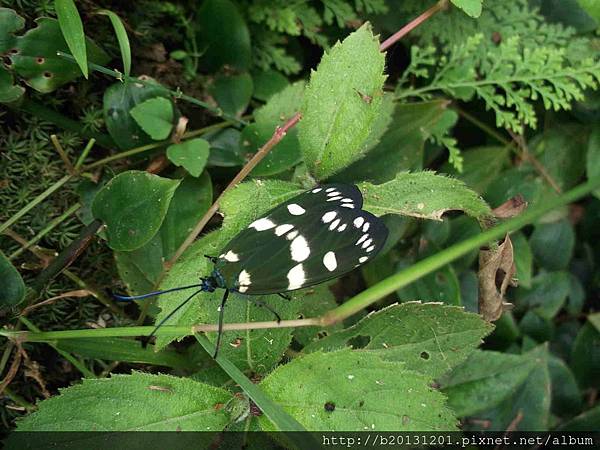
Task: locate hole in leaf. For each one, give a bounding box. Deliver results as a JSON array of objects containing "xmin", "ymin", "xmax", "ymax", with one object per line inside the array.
[
  {"xmin": 420, "ymin": 351, "xmax": 430, "ymax": 360},
  {"xmin": 36, "ymin": 57, "xmax": 45, "ymax": 64},
  {"xmin": 10, "ymin": 48, "xmax": 19, "ymax": 54},
  {"xmin": 43, "ymin": 71, "xmax": 52, "ymax": 78},
  {"xmin": 358, "ymin": 400, "xmax": 364, "ymax": 407},
  {"xmin": 324, "ymin": 401, "xmax": 335, "ymax": 412},
  {"xmin": 346, "ymin": 334, "xmax": 371, "ymax": 349},
  {"xmin": 2, "ymin": 56, "xmax": 12, "ymax": 66}
]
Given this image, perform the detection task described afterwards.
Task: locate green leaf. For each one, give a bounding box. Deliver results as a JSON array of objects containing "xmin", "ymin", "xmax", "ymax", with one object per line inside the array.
[
  {"xmin": 519, "ymin": 311, "xmax": 555, "ymax": 342},
  {"xmin": 210, "ymin": 73, "xmax": 253, "ymax": 117},
  {"xmin": 334, "ymin": 99, "xmax": 446, "ymax": 183},
  {"xmin": 205, "ymin": 128, "xmax": 245, "ymax": 167},
  {"xmin": 0, "ymin": 250, "xmax": 25, "ymax": 306},
  {"xmin": 252, "ymin": 69, "xmax": 289, "ymax": 101},
  {"xmin": 516, "ymin": 271, "xmax": 571, "ymax": 320},
  {"xmin": 196, "ymin": 0, "xmax": 251, "ymax": 71},
  {"xmin": 55, "ymin": 338, "xmax": 198, "ymax": 371},
  {"xmin": 55, "ymin": 0, "xmax": 87, "ymax": 78},
  {"xmin": 542, "ymin": 0, "xmax": 598, "ymax": 33},
  {"xmin": 558, "ymin": 404, "xmax": 600, "ymax": 431},
  {"xmin": 443, "ymin": 146, "xmax": 510, "ymax": 194},
  {"xmin": 97, "ymin": 9, "xmax": 131, "ymax": 77},
  {"xmin": 587, "ymin": 128, "xmax": 600, "ymax": 199},
  {"xmin": 0, "ymin": 7, "xmax": 24, "ymax": 53},
  {"xmin": 259, "ymin": 349, "xmax": 457, "ymax": 431},
  {"xmin": 571, "ymin": 314, "xmax": 600, "ymax": 389},
  {"xmin": 548, "ymin": 355, "xmax": 582, "ymax": 417},
  {"xmin": 299, "ymin": 23, "xmax": 386, "ymax": 179},
  {"xmin": 511, "ymin": 231, "xmax": 533, "ymax": 289},
  {"xmin": 359, "ymin": 171, "xmax": 492, "ymax": 222},
  {"xmin": 577, "ymin": 0, "xmax": 600, "ymax": 23},
  {"xmin": 115, "ymin": 233, "xmax": 164, "ymax": 295},
  {"xmin": 92, "ymin": 171, "xmax": 180, "ymax": 251},
  {"xmin": 130, "ymin": 97, "xmax": 174, "ymax": 141},
  {"xmin": 292, "ymin": 281, "xmax": 342, "ymax": 347},
  {"xmin": 304, "ymin": 303, "xmax": 493, "ymax": 380},
  {"xmin": 440, "ymin": 350, "xmax": 538, "ymax": 417},
  {"xmin": 396, "ymin": 261, "xmax": 461, "ymax": 306},
  {"xmin": 530, "ymin": 219, "xmax": 575, "ymax": 270},
  {"xmin": 450, "ymin": 0, "xmax": 483, "ymax": 18},
  {"xmin": 11, "ymin": 18, "xmax": 108, "ymax": 93},
  {"xmin": 0, "ymin": 65, "xmax": 24, "ymax": 103},
  {"xmin": 12, "ymin": 372, "xmax": 232, "ymax": 431},
  {"xmin": 103, "ymin": 79, "xmax": 168, "ymax": 150},
  {"xmin": 167, "ymin": 139, "xmax": 210, "ymax": 177},
  {"xmin": 241, "ymin": 82, "xmax": 304, "ymax": 176}
]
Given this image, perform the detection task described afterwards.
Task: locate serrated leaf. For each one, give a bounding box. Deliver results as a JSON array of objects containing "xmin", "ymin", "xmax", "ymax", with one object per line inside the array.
[
  {"xmin": 259, "ymin": 349, "xmax": 457, "ymax": 431},
  {"xmin": 299, "ymin": 23, "xmax": 386, "ymax": 179},
  {"xmin": 587, "ymin": 128, "xmax": 600, "ymax": 199},
  {"xmin": 11, "ymin": 18, "xmax": 108, "ymax": 93},
  {"xmin": 304, "ymin": 303, "xmax": 492, "ymax": 380},
  {"xmin": 196, "ymin": 0, "xmax": 251, "ymax": 71},
  {"xmin": 12, "ymin": 372, "xmax": 232, "ymax": 431},
  {"xmin": 210, "ymin": 73, "xmax": 253, "ymax": 117},
  {"xmin": 167, "ymin": 138, "xmax": 210, "ymax": 177},
  {"xmin": 92, "ymin": 171, "xmax": 180, "ymax": 251},
  {"xmin": 103, "ymin": 79, "xmax": 168, "ymax": 150},
  {"xmin": 130, "ymin": 97, "xmax": 174, "ymax": 140},
  {"xmin": 359, "ymin": 171, "xmax": 491, "ymax": 222},
  {"xmin": 55, "ymin": 0, "xmax": 87, "ymax": 78},
  {"xmin": 0, "ymin": 250, "xmax": 25, "ymax": 306},
  {"xmin": 450, "ymin": 0, "xmax": 483, "ymax": 18}
]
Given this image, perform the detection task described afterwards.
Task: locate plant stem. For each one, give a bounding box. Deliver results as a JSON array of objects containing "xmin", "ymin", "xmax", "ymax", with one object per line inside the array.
[
  {"xmin": 0, "ymin": 174, "xmax": 73, "ymax": 236},
  {"xmin": 9, "ymin": 203, "xmax": 81, "ymax": 260},
  {"xmin": 453, "ymin": 105, "xmax": 511, "ymax": 146},
  {"xmin": 50, "ymin": 135, "xmax": 76, "ymax": 174},
  {"xmin": 18, "ymin": 317, "xmax": 96, "ymax": 379},
  {"xmin": 75, "ymin": 139, "xmax": 96, "ymax": 170},
  {"xmin": 83, "ymin": 120, "xmax": 233, "ymax": 170},
  {"xmin": 56, "ymin": 51, "xmax": 246, "ymax": 126},
  {"xmin": 165, "ymin": 112, "xmax": 303, "ymax": 270},
  {"xmin": 194, "ymin": 334, "xmax": 310, "ymax": 436},
  {"xmin": 7, "ymin": 176, "xmax": 599, "ymax": 341},
  {"xmin": 379, "ymin": 0, "xmax": 447, "ymax": 52}
]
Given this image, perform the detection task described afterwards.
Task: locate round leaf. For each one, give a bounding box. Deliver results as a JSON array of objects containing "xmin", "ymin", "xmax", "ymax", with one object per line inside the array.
[
  {"xmin": 129, "ymin": 97, "xmax": 174, "ymax": 141},
  {"xmin": 92, "ymin": 171, "xmax": 180, "ymax": 251},
  {"xmin": 166, "ymin": 138, "xmax": 210, "ymax": 177},
  {"xmin": 0, "ymin": 251, "xmax": 25, "ymax": 306},
  {"xmin": 209, "ymin": 73, "xmax": 253, "ymax": 117}
]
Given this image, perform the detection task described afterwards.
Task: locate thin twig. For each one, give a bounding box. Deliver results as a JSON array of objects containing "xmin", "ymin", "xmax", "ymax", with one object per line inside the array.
[
  {"xmin": 50, "ymin": 135, "xmax": 76, "ymax": 175},
  {"xmin": 74, "ymin": 139, "xmax": 96, "ymax": 170},
  {"xmin": 165, "ymin": 112, "xmax": 303, "ymax": 270},
  {"xmin": 379, "ymin": 0, "xmax": 447, "ymax": 52},
  {"xmin": 21, "ymin": 290, "xmax": 91, "ymax": 316}
]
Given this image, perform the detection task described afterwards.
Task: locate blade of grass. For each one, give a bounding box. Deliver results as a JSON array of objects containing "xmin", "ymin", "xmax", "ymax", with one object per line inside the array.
[
  {"xmin": 97, "ymin": 9, "xmax": 131, "ymax": 78},
  {"xmin": 55, "ymin": 0, "xmax": 88, "ymax": 78}
]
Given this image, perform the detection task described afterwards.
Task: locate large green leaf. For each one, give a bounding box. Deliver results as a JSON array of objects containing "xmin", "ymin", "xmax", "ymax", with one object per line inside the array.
[
  {"xmin": 334, "ymin": 99, "xmax": 447, "ymax": 183},
  {"xmin": 55, "ymin": 0, "xmax": 87, "ymax": 78},
  {"xmin": 166, "ymin": 139, "xmax": 210, "ymax": 177},
  {"xmin": 396, "ymin": 259, "xmax": 461, "ymax": 306},
  {"xmin": 0, "ymin": 250, "xmax": 25, "ymax": 306},
  {"xmin": 259, "ymin": 349, "xmax": 457, "ymax": 431},
  {"xmin": 130, "ymin": 97, "xmax": 174, "ymax": 141},
  {"xmin": 103, "ymin": 79, "xmax": 168, "ymax": 150},
  {"xmin": 92, "ymin": 171, "xmax": 180, "ymax": 251},
  {"xmin": 209, "ymin": 73, "xmax": 253, "ymax": 117},
  {"xmin": 529, "ymin": 219, "xmax": 575, "ymax": 270},
  {"xmin": 299, "ymin": 23, "xmax": 386, "ymax": 179},
  {"xmin": 450, "ymin": 0, "xmax": 483, "ymax": 17},
  {"xmin": 196, "ymin": 0, "xmax": 251, "ymax": 71},
  {"xmin": 516, "ymin": 271, "xmax": 571, "ymax": 320},
  {"xmin": 12, "ymin": 372, "xmax": 232, "ymax": 431},
  {"xmin": 304, "ymin": 303, "xmax": 492, "ymax": 380},
  {"xmin": 359, "ymin": 171, "xmax": 491, "ymax": 222},
  {"xmin": 11, "ymin": 18, "xmax": 108, "ymax": 92}
]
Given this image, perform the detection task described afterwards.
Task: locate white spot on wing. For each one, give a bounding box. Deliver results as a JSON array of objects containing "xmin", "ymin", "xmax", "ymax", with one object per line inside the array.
[
  {"xmin": 354, "ymin": 217, "xmax": 364, "ymax": 228},
  {"xmin": 223, "ymin": 250, "xmax": 239, "ymax": 262},
  {"xmin": 287, "ymin": 203, "xmax": 305, "ymax": 215},
  {"xmin": 341, "ymin": 204, "xmax": 354, "ymax": 209},
  {"xmin": 337, "ymin": 223, "xmax": 347, "ymax": 232},
  {"xmin": 323, "ymin": 251, "xmax": 337, "ymax": 271},
  {"xmin": 326, "ymin": 188, "xmax": 335, "ymax": 192},
  {"xmin": 287, "ymin": 264, "xmax": 305, "ymax": 290},
  {"xmin": 366, "ymin": 245, "xmax": 375, "ymax": 252},
  {"xmin": 329, "ymin": 218, "xmax": 340, "ymax": 231},
  {"xmin": 321, "ymin": 211, "xmax": 337, "ymax": 223},
  {"xmin": 359, "ymin": 256, "xmax": 368, "ymax": 263},
  {"xmin": 327, "ymin": 191, "xmax": 341, "ymax": 197},
  {"xmin": 238, "ymin": 286, "xmax": 248, "ymax": 293},
  {"xmin": 286, "ymin": 230, "xmax": 299, "ymax": 240},
  {"xmin": 249, "ymin": 218, "xmax": 276, "ymax": 231},
  {"xmin": 290, "ymin": 235, "xmax": 310, "ymax": 262},
  {"xmin": 341, "ymin": 198, "xmax": 353, "ymax": 203},
  {"xmin": 356, "ymin": 234, "xmax": 369, "ymax": 246},
  {"xmin": 275, "ymin": 224, "xmax": 294, "ymax": 236},
  {"xmin": 327, "ymin": 196, "xmax": 343, "ymax": 202},
  {"xmin": 238, "ymin": 270, "xmax": 251, "ymax": 286},
  {"xmin": 312, "ymin": 188, "xmax": 322, "ymax": 193},
  {"xmin": 362, "ymin": 238, "xmax": 373, "ymax": 249},
  {"xmin": 362, "ymin": 222, "xmax": 370, "ymax": 232}
]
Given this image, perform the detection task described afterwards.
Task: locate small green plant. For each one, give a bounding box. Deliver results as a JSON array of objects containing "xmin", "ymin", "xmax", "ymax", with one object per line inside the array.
[{"xmin": 1, "ymin": 0, "xmax": 599, "ymax": 440}]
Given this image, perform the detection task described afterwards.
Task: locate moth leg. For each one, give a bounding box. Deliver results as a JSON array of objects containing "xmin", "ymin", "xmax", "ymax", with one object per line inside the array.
[
  {"xmin": 204, "ymin": 254, "xmax": 218, "ymax": 264},
  {"xmin": 245, "ymin": 296, "xmax": 282, "ymax": 323},
  {"xmin": 213, "ymin": 289, "xmax": 230, "ymax": 358},
  {"xmin": 277, "ymin": 293, "xmax": 292, "ymax": 301}
]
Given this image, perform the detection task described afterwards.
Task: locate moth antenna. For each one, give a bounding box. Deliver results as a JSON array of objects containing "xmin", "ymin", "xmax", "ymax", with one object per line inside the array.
[{"xmin": 112, "ymin": 283, "xmax": 205, "ymax": 301}]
